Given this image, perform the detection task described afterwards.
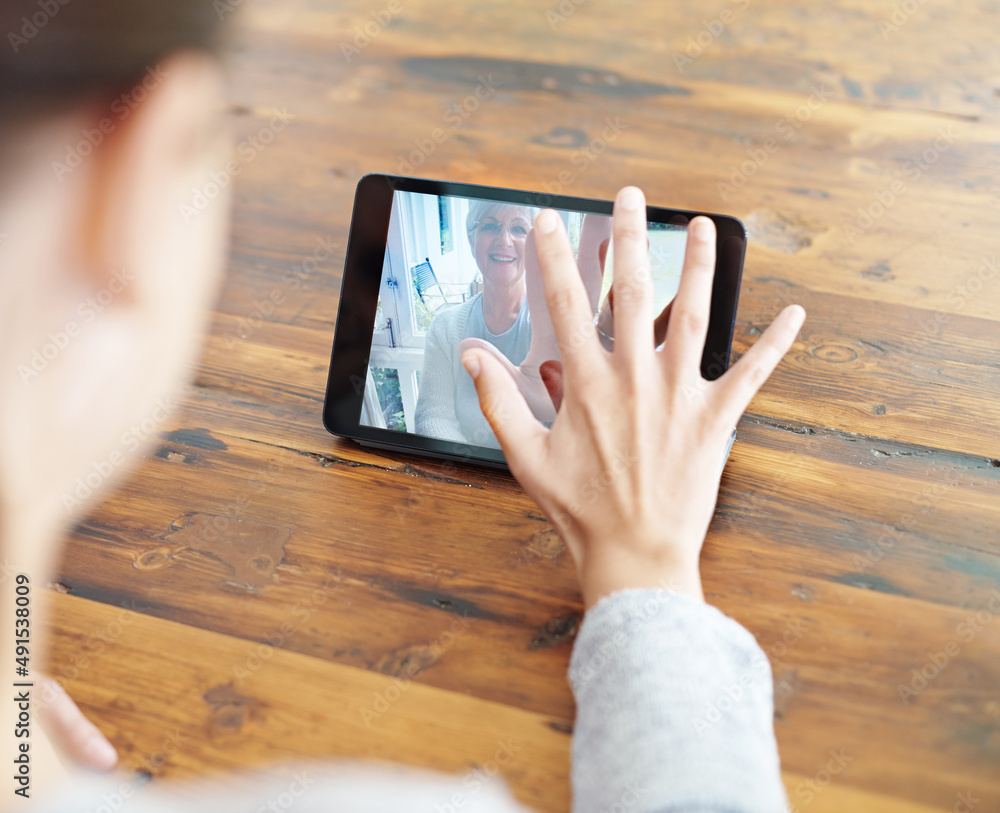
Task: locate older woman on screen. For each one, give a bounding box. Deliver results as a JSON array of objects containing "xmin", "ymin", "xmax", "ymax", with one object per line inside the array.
[{"xmin": 414, "ymin": 200, "xmax": 537, "ymax": 447}]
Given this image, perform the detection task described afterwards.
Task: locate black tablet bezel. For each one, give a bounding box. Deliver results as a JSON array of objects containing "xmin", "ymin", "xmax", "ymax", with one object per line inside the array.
[{"xmin": 322, "ymin": 174, "xmax": 747, "ymax": 469}]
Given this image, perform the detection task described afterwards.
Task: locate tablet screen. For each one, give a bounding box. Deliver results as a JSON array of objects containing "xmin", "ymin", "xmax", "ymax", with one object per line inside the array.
[
  {"xmin": 358, "ymin": 189, "xmax": 688, "ymax": 450},
  {"xmin": 323, "ymin": 175, "xmax": 745, "ymax": 469}
]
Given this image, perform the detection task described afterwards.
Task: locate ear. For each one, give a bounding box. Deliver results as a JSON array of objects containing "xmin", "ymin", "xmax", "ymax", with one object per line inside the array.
[
  {"xmin": 80, "ymin": 51, "xmax": 229, "ymax": 319},
  {"xmin": 0, "ymin": 50, "xmax": 229, "ymax": 553}
]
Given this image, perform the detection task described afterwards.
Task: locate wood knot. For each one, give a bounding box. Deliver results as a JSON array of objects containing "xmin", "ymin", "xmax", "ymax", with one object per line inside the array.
[
  {"xmin": 518, "ymin": 529, "xmax": 566, "ymax": 566},
  {"xmin": 791, "ymin": 583, "xmax": 816, "ymax": 601},
  {"xmin": 203, "ymin": 683, "xmax": 262, "ymax": 734},
  {"xmin": 162, "ymin": 514, "xmax": 291, "ymax": 591},
  {"xmin": 859, "ymin": 262, "xmax": 894, "ymax": 281},
  {"xmin": 811, "ymin": 344, "xmax": 858, "ymax": 363},
  {"xmin": 374, "ymin": 644, "xmax": 440, "ymax": 680},
  {"xmin": 744, "ymin": 209, "xmax": 828, "ymax": 255},
  {"xmin": 532, "ymin": 127, "xmax": 588, "ymax": 149},
  {"xmin": 530, "ymin": 614, "xmax": 580, "ymax": 650},
  {"xmin": 135, "ymin": 548, "xmax": 174, "ymax": 570}
]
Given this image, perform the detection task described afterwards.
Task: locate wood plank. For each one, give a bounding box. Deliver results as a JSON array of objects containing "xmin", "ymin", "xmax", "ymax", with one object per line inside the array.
[
  {"xmin": 47, "ymin": 1, "xmax": 1000, "ymax": 811},
  {"xmin": 56, "ymin": 414, "xmax": 1000, "ymax": 807},
  {"xmin": 46, "ymin": 591, "xmax": 572, "ymax": 813}
]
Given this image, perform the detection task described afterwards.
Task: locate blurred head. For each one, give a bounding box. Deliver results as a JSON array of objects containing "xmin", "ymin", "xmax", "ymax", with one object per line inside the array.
[
  {"xmin": 465, "ymin": 201, "xmax": 536, "ymax": 288},
  {"xmin": 0, "ymin": 1, "xmax": 229, "ymax": 551}
]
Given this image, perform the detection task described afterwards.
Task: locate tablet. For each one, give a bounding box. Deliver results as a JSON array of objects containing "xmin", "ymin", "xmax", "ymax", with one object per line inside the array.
[{"xmin": 322, "ymin": 174, "xmax": 746, "ymax": 469}]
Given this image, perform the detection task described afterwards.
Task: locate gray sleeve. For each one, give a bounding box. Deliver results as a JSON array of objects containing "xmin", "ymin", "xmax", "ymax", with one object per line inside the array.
[
  {"xmin": 568, "ymin": 588, "xmax": 787, "ymax": 813},
  {"xmin": 40, "ymin": 589, "xmax": 784, "ymax": 813}
]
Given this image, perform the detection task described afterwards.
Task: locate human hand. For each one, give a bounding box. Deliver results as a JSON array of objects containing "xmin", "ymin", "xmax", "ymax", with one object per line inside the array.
[
  {"xmin": 458, "ymin": 213, "xmax": 611, "ymax": 424},
  {"xmin": 37, "ymin": 677, "xmax": 118, "ymax": 772},
  {"xmin": 461, "ymin": 187, "xmax": 805, "ymax": 607},
  {"xmin": 462, "ymin": 210, "xmax": 679, "ymax": 415}
]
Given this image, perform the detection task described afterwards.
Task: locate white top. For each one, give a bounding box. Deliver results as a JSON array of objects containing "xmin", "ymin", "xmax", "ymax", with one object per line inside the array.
[{"xmin": 414, "ymin": 293, "xmax": 531, "ymax": 449}]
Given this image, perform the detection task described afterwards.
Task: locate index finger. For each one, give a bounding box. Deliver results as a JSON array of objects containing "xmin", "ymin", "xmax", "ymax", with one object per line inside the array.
[{"xmin": 532, "ymin": 209, "xmax": 603, "ymax": 373}]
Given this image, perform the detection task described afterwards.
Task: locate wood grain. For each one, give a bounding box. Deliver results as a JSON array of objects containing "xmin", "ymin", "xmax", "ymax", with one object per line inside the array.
[{"xmin": 47, "ymin": 1, "xmax": 1000, "ymax": 811}]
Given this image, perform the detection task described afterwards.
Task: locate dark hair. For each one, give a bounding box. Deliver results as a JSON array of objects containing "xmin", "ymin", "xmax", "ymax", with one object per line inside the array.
[{"xmin": 0, "ymin": 0, "xmax": 226, "ymax": 124}]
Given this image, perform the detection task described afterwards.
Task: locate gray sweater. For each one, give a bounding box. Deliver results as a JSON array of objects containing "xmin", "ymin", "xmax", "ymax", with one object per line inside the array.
[{"xmin": 42, "ymin": 589, "xmax": 787, "ymax": 812}]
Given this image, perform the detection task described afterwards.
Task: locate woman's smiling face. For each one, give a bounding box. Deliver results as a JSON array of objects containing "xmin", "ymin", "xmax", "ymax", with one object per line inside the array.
[{"xmin": 471, "ymin": 205, "xmax": 531, "ymax": 286}]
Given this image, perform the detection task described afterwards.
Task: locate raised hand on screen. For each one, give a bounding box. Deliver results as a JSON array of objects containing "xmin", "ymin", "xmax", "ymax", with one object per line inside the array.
[
  {"xmin": 457, "ymin": 212, "xmax": 612, "ymax": 423},
  {"xmin": 460, "ymin": 187, "xmax": 805, "ymax": 606}
]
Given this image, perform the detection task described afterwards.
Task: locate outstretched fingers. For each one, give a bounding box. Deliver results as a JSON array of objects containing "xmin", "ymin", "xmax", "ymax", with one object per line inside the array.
[
  {"xmin": 609, "ymin": 187, "xmax": 655, "ymax": 359},
  {"xmin": 713, "ymin": 305, "xmax": 806, "ymax": 428},
  {"xmin": 653, "ymin": 299, "xmax": 674, "ymax": 348},
  {"xmin": 662, "ymin": 216, "xmax": 717, "ymax": 380},
  {"xmin": 519, "ymin": 229, "xmax": 559, "ymax": 370},
  {"xmin": 539, "ymin": 360, "xmax": 564, "ymax": 412},
  {"xmin": 462, "ymin": 348, "xmax": 547, "ymax": 470},
  {"xmin": 532, "ymin": 209, "xmax": 603, "ymax": 375}
]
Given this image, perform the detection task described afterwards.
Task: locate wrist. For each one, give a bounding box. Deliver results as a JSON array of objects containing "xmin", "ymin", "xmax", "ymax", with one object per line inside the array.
[{"xmin": 579, "ymin": 550, "xmax": 704, "ymax": 609}]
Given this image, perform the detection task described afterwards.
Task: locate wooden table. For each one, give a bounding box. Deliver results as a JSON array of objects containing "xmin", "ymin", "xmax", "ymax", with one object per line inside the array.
[{"xmin": 48, "ymin": 1, "xmax": 1000, "ymax": 810}]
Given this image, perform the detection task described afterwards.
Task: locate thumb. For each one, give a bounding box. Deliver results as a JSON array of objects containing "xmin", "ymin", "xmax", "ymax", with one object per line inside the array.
[
  {"xmin": 458, "ymin": 337, "xmax": 518, "ymax": 379},
  {"xmin": 461, "ymin": 349, "xmax": 545, "ymax": 468},
  {"xmin": 539, "ymin": 360, "xmax": 564, "ymax": 412},
  {"xmin": 36, "ymin": 677, "xmax": 118, "ymax": 772}
]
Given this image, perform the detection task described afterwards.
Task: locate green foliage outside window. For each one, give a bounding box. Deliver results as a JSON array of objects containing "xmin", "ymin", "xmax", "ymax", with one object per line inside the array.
[{"xmin": 370, "ymin": 367, "xmax": 406, "ymax": 432}]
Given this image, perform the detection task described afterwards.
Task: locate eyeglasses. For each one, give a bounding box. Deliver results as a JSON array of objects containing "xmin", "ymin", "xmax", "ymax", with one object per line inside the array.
[{"xmin": 476, "ymin": 220, "xmax": 529, "ymax": 238}]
